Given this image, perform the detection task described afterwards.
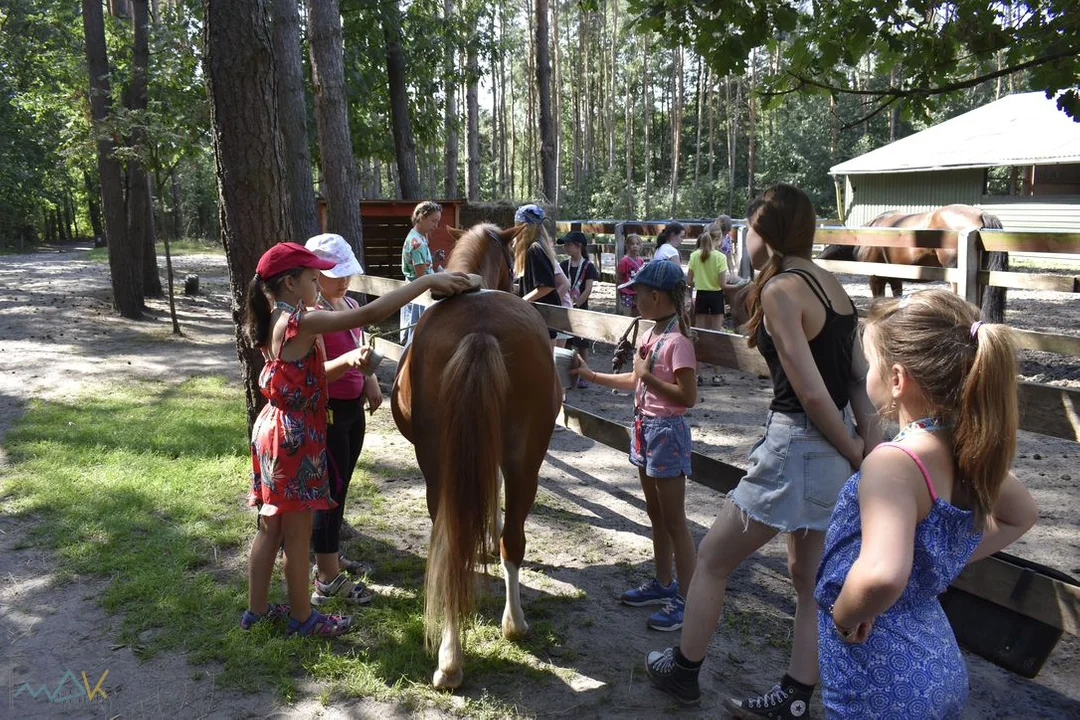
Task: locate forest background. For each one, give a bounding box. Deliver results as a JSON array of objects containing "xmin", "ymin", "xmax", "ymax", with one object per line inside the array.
[{"xmin": 1, "ymin": 1, "xmax": 1076, "ymax": 287}]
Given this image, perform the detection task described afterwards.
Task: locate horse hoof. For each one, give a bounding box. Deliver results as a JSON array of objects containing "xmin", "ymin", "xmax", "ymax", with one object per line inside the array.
[
  {"xmin": 502, "ymin": 617, "xmax": 529, "ymax": 641},
  {"xmin": 433, "ymin": 668, "xmax": 463, "ymax": 690}
]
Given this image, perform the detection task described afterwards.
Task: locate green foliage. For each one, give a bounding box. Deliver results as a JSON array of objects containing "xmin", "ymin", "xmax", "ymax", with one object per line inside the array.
[{"xmin": 630, "ymin": 0, "xmax": 1080, "ymax": 123}]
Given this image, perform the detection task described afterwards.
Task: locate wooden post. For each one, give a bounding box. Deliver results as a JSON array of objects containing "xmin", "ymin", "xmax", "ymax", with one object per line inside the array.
[
  {"xmin": 615, "ymin": 221, "xmax": 625, "ymax": 266},
  {"xmin": 737, "ymin": 225, "xmax": 752, "ymax": 280},
  {"xmin": 956, "ymin": 230, "xmax": 981, "ymax": 305}
]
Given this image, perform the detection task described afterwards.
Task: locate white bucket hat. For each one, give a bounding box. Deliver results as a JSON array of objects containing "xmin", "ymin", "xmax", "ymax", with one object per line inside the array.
[{"xmin": 304, "ymin": 233, "xmax": 365, "ymax": 278}]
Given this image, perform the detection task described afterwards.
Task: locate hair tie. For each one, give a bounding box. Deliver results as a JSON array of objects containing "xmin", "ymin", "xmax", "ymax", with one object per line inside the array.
[
  {"xmin": 253, "ymin": 272, "xmax": 262, "ymax": 282},
  {"xmin": 970, "ymin": 320, "xmax": 984, "ymax": 340}
]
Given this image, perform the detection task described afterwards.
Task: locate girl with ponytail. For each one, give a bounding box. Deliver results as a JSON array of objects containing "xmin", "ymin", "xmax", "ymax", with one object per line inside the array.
[
  {"xmin": 815, "ymin": 289, "xmax": 1037, "ymax": 717},
  {"xmin": 571, "ymin": 260, "xmax": 698, "ymax": 633},
  {"xmin": 646, "ymin": 184, "xmax": 880, "ymax": 716}
]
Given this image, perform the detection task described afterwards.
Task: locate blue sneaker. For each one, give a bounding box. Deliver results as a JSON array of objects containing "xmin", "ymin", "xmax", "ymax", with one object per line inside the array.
[
  {"xmin": 621, "ymin": 577, "xmax": 678, "ymax": 607},
  {"xmin": 647, "ymin": 595, "xmax": 685, "ymax": 631}
]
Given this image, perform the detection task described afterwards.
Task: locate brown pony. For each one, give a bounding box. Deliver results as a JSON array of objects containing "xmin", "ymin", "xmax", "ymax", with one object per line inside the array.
[
  {"xmin": 391, "ymin": 223, "xmax": 560, "ymax": 689},
  {"xmin": 818, "ymin": 204, "xmax": 1007, "ymax": 322}
]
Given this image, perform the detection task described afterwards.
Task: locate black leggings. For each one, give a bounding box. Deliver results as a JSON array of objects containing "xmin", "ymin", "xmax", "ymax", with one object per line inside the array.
[{"xmin": 311, "ymin": 396, "xmax": 366, "ymax": 555}]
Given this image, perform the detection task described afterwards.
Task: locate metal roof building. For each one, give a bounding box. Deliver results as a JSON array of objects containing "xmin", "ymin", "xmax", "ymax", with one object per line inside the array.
[{"xmin": 830, "ymin": 92, "xmax": 1080, "ymax": 230}]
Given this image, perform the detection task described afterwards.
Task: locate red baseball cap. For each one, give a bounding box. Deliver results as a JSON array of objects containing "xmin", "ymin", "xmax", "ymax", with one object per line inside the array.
[{"xmin": 256, "ymin": 242, "xmax": 336, "ymax": 279}]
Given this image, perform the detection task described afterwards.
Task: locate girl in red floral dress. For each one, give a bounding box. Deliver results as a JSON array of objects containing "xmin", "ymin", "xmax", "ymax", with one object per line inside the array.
[{"xmin": 241, "ymin": 242, "xmax": 472, "ymax": 637}]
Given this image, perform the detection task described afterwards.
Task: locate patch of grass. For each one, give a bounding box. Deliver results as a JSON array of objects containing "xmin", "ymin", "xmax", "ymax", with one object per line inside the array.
[
  {"xmin": 0, "ymin": 377, "xmax": 571, "ymax": 714},
  {"xmin": 86, "ymin": 238, "xmax": 223, "ymax": 262}
]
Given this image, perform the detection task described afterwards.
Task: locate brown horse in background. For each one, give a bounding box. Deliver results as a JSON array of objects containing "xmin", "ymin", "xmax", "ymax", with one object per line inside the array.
[
  {"xmin": 391, "ymin": 223, "xmax": 560, "ymax": 689},
  {"xmin": 817, "ymin": 204, "xmax": 1007, "ymax": 322}
]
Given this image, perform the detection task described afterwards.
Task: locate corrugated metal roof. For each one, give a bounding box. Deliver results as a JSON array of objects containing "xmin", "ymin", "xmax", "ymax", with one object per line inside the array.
[{"xmin": 830, "ymin": 92, "xmax": 1080, "ymax": 175}]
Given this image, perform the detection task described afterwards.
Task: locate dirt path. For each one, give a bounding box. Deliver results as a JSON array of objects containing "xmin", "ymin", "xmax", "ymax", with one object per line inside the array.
[{"xmin": 1, "ymin": 247, "xmax": 1077, "ymax": 718}]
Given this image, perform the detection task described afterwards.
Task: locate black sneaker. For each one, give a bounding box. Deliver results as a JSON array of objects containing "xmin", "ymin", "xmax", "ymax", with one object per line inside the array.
[
  {"xmin": 644, "ymin": 647, "xmax": 701, "ymax": 706},
  {"xmin": 723, "ymin": 679, "xmax": 812, "ymax": 719}
]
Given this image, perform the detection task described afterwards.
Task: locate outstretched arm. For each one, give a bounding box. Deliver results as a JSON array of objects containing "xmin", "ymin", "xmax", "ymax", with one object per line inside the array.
[{"xmin": 302, "ymin": 273, "xmax": 472, "ymax": 336}]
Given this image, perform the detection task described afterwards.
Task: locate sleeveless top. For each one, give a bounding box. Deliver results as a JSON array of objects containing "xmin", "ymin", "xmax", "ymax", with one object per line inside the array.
[
  {"xmin": 756, "ymin": 268, "xmax": 857, "ymax": 413},
  {"xmin": 815, "ymin": 443, "xmax": 980, "ymax": 717}
]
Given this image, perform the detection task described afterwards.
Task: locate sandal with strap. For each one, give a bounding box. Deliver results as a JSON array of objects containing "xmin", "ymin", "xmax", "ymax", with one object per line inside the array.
[
  {"xmin": 240, "ymin": 602, "xmax": 290, "ymax": 631},
  {"xmin": 285, "ymin": 609, "xmax": 354, "ymax": 638},
  {"xmin": 711, "ymin": 375, "xmax": 725, "ymax": 387},
  {"xmin": 312, "ymin": 572, "xmax": 375, "ymax": 606},
  {"xmin": 338, "ymin": 554, "xmax": 373, "ymax": 577}
]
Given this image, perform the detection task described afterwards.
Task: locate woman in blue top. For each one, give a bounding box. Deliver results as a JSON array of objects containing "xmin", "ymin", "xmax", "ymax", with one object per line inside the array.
[
  {"xmin": 400, "ymin": 201, "xmax": 443, "ymax": 345},
  {"xmin": 815, "ymin": 289, "xmax": 1036, "ymax": 718}
]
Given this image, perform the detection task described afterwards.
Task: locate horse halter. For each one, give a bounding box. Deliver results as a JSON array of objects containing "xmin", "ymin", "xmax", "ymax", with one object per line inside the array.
[{"xmin": 485, "ymin": 228, "xmax": 515, "ymax": 289}]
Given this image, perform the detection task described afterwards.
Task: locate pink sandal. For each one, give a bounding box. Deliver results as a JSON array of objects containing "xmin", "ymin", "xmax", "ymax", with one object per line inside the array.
[{"xmin": 285, "ymin": 609, "xmax": 354, "ymax": 637}]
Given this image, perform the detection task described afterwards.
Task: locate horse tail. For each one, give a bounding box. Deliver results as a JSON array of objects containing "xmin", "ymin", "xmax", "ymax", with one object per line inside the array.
[
  {"xmin": 424, "ymin": 332, "xmax": 508, "ymax": 650},
  {"xmin": 979, "ymin": 210, "xmax": 1008, "ymax": 323},
  {"xmin": 817, "ymin": 244, "xmax": 856, "ymax": 261}
]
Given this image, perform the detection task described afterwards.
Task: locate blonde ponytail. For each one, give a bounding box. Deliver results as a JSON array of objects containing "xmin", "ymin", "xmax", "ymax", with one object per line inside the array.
[{"xmin": 953, "ymin": 322, "xmax": 1018, "ymax": 529}]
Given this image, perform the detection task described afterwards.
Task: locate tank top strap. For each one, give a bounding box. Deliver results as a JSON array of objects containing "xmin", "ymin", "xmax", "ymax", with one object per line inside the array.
[
  {"xmin": 879, "ymin": 442, "xmax": 938, "ymax": 502},
  {"xmin": 781, "ymin": 268, "xmax": 834, "ymax": 311}
]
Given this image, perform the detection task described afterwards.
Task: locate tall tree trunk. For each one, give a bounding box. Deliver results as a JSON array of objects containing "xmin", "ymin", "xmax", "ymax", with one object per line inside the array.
[
  {"xmin": 535, "ymin": 0, "xmax": 555, "ymax": 201},
  {"xmin": 746, "ymin": 51, "xmax": 757, "ymax": 202},
  {"xmin": 643, "ymin": 38, "xmax": 651, "ymax": 219},
  {"xmin": 551, "ymin": 0, "xmax": 561, "ymax": 205},
  {"xmin": 572, "ymin": 8, "xmax": 583, "ymax": 192},
  {"xmin": 727, "ymin": 75, "xmax": 738, "ymax": 214},
  {"xmin": 129, "ymin": 0, "xmax": 160, "ymax": 299},
  {"xmin": 170, "ymin": 165, "xmax": 183, "ymax": 238},
  {"xmin": 309, "ymin": 0, "xmax": 366, "ymax": 255},
  {"xmin": 498, "ymin": 5, "xmax": 508, "ymax": 198},
  {"xmin": 707, "ymin": 67, "xmax": 715, "ymax": 181},
  {"xmin": 694, "ymin": 54, "xmax": 703, "ymax": 186},
  {"xmin": 84, "ymin": 170, "xmax": 104, "ymax": 240},
  {"xmin": 625, "ymin": 69, "xmax": 634, "ymax": 216},
  {"xmin": 380, "ymin": 1, "xmax": 421, "ymax": 199},
  {"xmin": 609, "ymin": 0, "xmax": 618, "ymax": 171},
  {"xmin": 83, "ymin": 0, "xmax": 142, "ymax": 318},
  {"xmin": 670, "ymin": 45, "xmax": 682, "ymax": 216},
  {"xmin": 204, "ymin": 0, "xmax": 290, "ymax": 427},
  {"xmin": 489, "ymin": 11, "xmax": 500, "ymax": 198},
  {"xmin": 466, "ymin": 42, "xmax": 480, "ymax": 201},
  {"xmin": 443, "ymin": 0, "xmax": 459, "ymax": 197},
  {"xmin": 272, "ymin": 0, "xmax": 319, "ymax": 245}
]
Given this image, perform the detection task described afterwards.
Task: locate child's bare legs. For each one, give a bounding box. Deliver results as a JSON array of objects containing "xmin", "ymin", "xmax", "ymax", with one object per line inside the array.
[
  {"xmin": 679, "ymin": 500, "xmax": 777, "ymax": 662},
  {"xmin": 248, "ymin": 515, "xmax": 283, "ymax": 614},
  {"xmin": 314, "ymin": 552, "xmax": 341, "ymax": 584},
  {"xmin": 786, "ymin": 530, "xmax": 826, "ymax": 684},
  {"xmin": 650, "ymin": 472, "xmax": 696, "ymax": 591},
  {"xmin": 639, "ymin": 469, "xmax": 674, "ymax": 585},
  {"xmin": 282, "ymin": 510, "xmax": 315, "ymax": 621}
]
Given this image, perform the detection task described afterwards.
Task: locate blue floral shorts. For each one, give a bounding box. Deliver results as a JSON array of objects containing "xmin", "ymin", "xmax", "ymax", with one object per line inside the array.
[{"xmin": 630, "ymin": 414, "xmax": 693, "ymax": 479}]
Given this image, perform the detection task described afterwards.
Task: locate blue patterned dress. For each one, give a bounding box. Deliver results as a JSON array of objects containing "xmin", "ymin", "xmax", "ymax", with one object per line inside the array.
[{"xmin": 815, "ymin": 443, "xmax": 981, "ymax": 719}]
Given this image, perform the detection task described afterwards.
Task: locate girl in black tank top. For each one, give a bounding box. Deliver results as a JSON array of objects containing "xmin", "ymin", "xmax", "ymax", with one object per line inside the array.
[{"xmin": 757, "ymin": 268, "xmax": 858, "ymax": 414}]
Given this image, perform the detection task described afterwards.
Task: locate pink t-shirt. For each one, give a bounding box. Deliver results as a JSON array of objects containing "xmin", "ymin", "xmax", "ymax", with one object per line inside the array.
[
  {"xmin": 319, "ymin": 296, "xmax": 366, "ymax": 400},
  {"xmin": 636, "ymin": 327, "xmax": 696, "ymax": 417},
  {"xmin": 618, "ymin": 255, "xmax": 646, "ymax": 296}
]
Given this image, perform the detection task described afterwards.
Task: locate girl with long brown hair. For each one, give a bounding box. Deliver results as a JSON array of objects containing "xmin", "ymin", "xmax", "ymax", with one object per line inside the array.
[
  {"xmin": 815, "ymin": 289, "xmax": 1036, "ymax": 717},
  {"xmin": 645, "ymin": 184, "xmax": 880, "ymax": 714}
]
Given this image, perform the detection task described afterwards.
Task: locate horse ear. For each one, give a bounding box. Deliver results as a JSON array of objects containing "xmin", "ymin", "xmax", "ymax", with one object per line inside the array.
[
  {"xmin": 498, "ymin": 225, "xmax": 526, "ymax": 244},
  {"xmin": 445, "ymin": 226, "xmax": 466, "ymax": 241}
]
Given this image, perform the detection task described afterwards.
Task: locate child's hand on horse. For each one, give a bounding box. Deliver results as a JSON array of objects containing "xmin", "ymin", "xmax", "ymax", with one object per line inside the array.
[{"xmin": 423, "ymin": 271, "xmax": 474, "ymax": 296}]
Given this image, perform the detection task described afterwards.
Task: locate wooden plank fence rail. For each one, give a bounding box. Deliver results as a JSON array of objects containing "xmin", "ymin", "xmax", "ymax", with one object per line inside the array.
[
  {"xmin": 363, "ymin": 325, "xmax": 1080, "ymax": 638},
  {"xmin": 350, "ymin": 274, "xmax": 1080, "ymax": 443}
]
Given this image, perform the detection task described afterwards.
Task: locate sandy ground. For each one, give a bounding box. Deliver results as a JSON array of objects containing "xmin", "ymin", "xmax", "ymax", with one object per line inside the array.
[{"xmin": 0, "ymin": 245, "xmax": 1077, "ymax": 718}]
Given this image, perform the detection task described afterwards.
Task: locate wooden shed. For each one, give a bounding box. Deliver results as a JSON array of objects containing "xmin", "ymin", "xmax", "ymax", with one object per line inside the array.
[
  {"xmin": 317, "ymin": 199, "xmax": 465, "ymax": 279},
  {"xmin": 831, "ymin": 92, "xmax": 1080, "ymax": 231}
]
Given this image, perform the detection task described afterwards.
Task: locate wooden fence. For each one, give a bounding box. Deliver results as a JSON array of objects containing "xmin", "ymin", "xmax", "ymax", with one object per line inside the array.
[
  {"xmin": 350, "ymin": 274, "xmax": 1080, "ymax": 641},
  {"xmin": 557, "ymin": 221, "xmax": 1080, "ymax": 358}
]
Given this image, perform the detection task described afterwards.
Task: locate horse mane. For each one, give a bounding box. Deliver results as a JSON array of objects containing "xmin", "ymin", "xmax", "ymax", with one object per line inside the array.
[{"xmin": 445, "ymin": 223, "xmax": 499, "ymax": 275}]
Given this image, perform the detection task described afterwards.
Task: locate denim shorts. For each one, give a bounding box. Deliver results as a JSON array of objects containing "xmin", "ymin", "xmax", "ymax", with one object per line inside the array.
[
  {"xmin": 728, "ymin": 408, "xmax": 856, "ymax": 533},
  {"xmin": 630, "ymin": 415, "xmax": 693, "ymax": 479}
]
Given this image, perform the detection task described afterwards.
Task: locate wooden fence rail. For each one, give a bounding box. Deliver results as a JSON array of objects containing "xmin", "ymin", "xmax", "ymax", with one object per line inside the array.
[
  {"xmin": 351, "ymin": 275, "xmax": 1080, "ymax": 444},
  {"xmin": 351, "ymin": 285, "xmax": 1080, "ymax": 641}
]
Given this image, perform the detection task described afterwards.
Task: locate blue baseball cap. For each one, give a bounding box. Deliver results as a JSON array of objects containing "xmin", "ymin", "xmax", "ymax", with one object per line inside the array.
[
  {"xmin": 514, "ymin": 203, "xmax": 545, "ymax": 224},
  {"xmin": 618, "ymin": 259, "xmax": 685, "ymax": 291}
]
